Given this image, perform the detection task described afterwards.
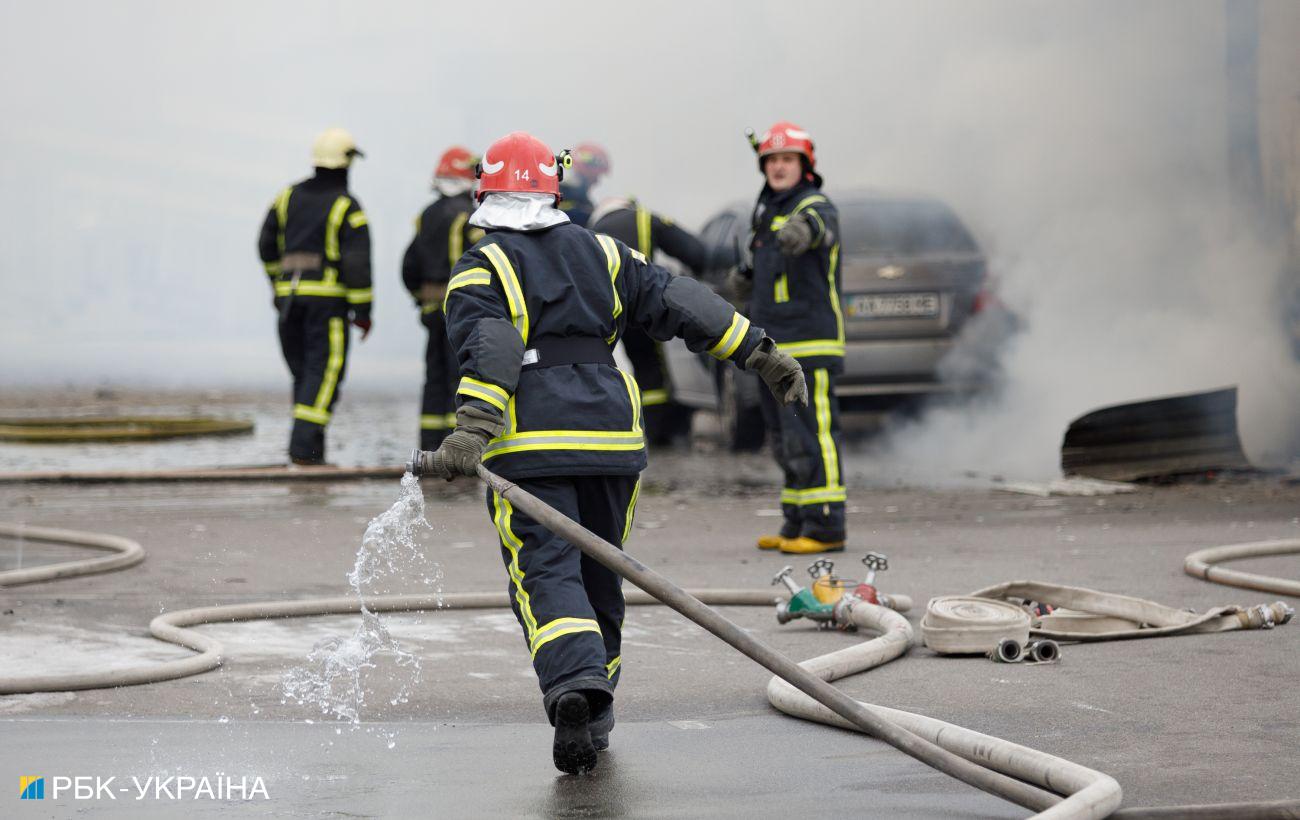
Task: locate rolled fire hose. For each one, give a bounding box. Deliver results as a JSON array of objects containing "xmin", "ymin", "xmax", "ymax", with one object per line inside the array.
[
  {"xmin": 0, "ymin": 522, "xmax": 145, "ymax": 587},
  {"xmin": 1184, "ymin": 538, "xmax": 1300, "ymax": 598}
]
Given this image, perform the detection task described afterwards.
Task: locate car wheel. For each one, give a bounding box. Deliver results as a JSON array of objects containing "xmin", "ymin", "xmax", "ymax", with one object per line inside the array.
[{"xmin": 718, "ymin": 366, "xmax": 766, "ymax": 452}]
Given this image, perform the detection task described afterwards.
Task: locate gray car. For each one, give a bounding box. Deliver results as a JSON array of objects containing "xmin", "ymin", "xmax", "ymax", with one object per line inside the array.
[{"xmin": 660, "ymin": 190, "xmax": 1013, "ymax": 450}]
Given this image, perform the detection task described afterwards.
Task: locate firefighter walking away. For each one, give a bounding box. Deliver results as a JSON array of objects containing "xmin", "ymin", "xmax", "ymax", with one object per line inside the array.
[
  {"xmin": 402, "ymin": 146, "xmax": 485, "ymax": 450},
  {"xmin": 409, "ymin": 131, "xmax": 805, "ymax": 775},
  {"xmin": 731, "ymin": 121, "xmax": 847, "ymax": 555},
  {"xmin": 257, "ymin": 128, "xmax": 373, "ymax": 465}
]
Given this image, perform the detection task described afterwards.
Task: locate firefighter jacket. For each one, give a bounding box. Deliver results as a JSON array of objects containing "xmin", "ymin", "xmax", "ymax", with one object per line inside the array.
[
  {"xmin": 748, "ymin": 180, "xmax": 842, "ymax": 371},
  {"xmin": 401, "ymin": 191, "xmax": 484, "ymax": 311},
  {"xmin": 257, "ymin": 168, "xmax": 373, "ymax": 320},
  {"xmin": 589, "ymin": 203, "xmax": 708, "ymax": 275},
  {"xmin": 443, "ymin": 222, "xmax": 765, "ymax": 480}
]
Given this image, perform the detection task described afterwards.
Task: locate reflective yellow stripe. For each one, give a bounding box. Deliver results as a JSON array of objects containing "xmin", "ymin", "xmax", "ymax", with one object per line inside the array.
[
  {"xmin": 813, "ymin": 368, "xmax": 840, "ymax": 490},
  {"xmin": 708, "ymin": 312, "xmax": 751, "ymax": 360},
  {"xmin": 791, "ymin": 194, "xmax": 828, "ymax": 214},
  {"xmin": 346, "ymin": 287, "xmax": 372, "ymax": 305},
  {"xmin": 828, "ymin": 242, "xmax": 843, "ymax": 347},
  {"xmin": 804, "ymin": 207, "xmax": 826, "ymax": 244},
  {"xmin": 448, "ymin": 211, "xmax": 469, "ymax": 267},
  {"xmin": 640, "ymin": 388, "xmax": 669, "ymax": 406},
  {"xmin": 776, "ymin": 339, "xmax": 845, "ymax": 358},
  {"xmin": 605, "ymin": 655, "xmax": 622, "ymax": 679},
  {"xmin": 483, "ymin": 430, "xmax": 645, "ymax": 459},
  {"xmin": 635, "ymin": 206, "xmax": 652, "ymax": 258},
  {"xmin": 421, "ymin": 301, "xmax": 441, "ymax": 315},
  {"xmin": 492, "ymin": 491, "xmax": 537, "ymax": 639},
  {"xmin": 293, "ymin": 404, "xmax": 330, "ymax": 425},
  {"xmin": 310, "ymin": 317, "xmax": 346, "ymax": 416},
  {"xmin": 419, "ymin": 413, "xmax": 457, "ymax": 430},
  {"xmin": 274, "ymin": 281, "xmax": 347, "ymax": 298},
  {"xmin": 769, "ymin": 214, "xmax": 788, "ymax": 231},
  {"xmin": 530, "ymin": 617, "xmax": 602, "ymax": 658},
  {"xmin": 443, "ymin": 267, "xmax": 494, "ymax": 310},
  {"xmin": 619, "ymin": 367, "xmax": 643, "ymax": 433},
  {"xmin": 457, "ymin": 376, "xmax": 510, "ymax": 412},
  {"xmin": 622, "ymin": 478, "xmax": 641, "ymax": 543},
  {"xmin": 264, "ymin": 261, "xmax": 281, "ymax": 278},
  {"xmin": 481, "ymin": 243, "xmax": 529, "ymax": 344},
  {"xmin": 347, "ymin": 210, "xmax": 368, "ymax": 229},
  {"xmin": 780, "ymin": 486, "xmax": 847, "ymax": 505},
  {"xmin": 274, "ymin": 187, "xmax": 292, "ymax": 254},
  {"xmin": 774, "ymin": 272, "xmax": 790, "ymax": 303},
  {"xmin": 324, "ymin": 196, "xmax": 351, "ymax": 262},
  {"xmin": 596, "ymin": 234, "xmax": 624, "ymax": 324}
]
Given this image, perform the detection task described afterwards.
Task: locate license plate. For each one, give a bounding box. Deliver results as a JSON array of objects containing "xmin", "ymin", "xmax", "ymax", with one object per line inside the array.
[{"xmin": 846, "ymin": 292, "xmax": 940, "ymax": 319}]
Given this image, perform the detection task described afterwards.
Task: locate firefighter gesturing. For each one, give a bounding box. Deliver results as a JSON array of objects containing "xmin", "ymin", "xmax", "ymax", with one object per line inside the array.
[
  {"xmin": 733, "ymin": 121, "xmax": 847, "ymax": 555},
  {"xmin": 410, "ymin": 132, "xmax": 804, "ymax": 775},
  {"xmin": 590, "ymin": 199, "xmax": 709, "ymax": 445},
  {"xmin": 401, "ymin": 146, "xmax": 485, "ymax": 450},
  {"xmin": 257, "ymin": 128, "xmax": 373, "ymax": 465}
]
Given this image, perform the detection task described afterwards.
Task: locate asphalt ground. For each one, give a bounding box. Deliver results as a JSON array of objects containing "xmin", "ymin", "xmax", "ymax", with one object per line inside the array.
[{"xmin": 1, "ymin": 459, "xmax": 1298, "ymax": 818}]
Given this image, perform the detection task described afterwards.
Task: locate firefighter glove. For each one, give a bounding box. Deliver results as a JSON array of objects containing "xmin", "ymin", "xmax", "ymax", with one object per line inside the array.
[
  {"xmin": 726, "ymin": 267, "xmax": 753, "ymax": 303},
  {"xmin": 777, "ymin": 213, "xmax": 815, "ymax": 256},
  {"xmin": 745, "ymin": 336, "xmax": 807, "ymax": 407},
  {"xmin": 429, "ymin": 404, "xmax": 505, "ymax": 480}
]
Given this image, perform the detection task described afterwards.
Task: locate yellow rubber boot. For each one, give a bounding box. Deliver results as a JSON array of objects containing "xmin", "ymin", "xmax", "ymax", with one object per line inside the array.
[
  {"xmin": 779, "ymin": 537, "xmax": 846, "ymax": 555},
  {"xmin": 756, "ymin": 535, "xmax": 787, "ymax": 551}
]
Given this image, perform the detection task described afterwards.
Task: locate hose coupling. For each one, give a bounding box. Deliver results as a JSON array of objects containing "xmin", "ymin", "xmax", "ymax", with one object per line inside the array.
[
  {"xmin": 407, "ymin": 448, "xmax": 433, "ymax": 478},
  {"xmin": 988, "ymin": 638, "xmax": 1023, "ymax": 663},
  {"xmin": 1026, "ymin": 639, "xmax": 1061, "ymax": 664},
  {"xmin": 1244, "ymin": 602, "xmax": 1295, "ymax": 629}
]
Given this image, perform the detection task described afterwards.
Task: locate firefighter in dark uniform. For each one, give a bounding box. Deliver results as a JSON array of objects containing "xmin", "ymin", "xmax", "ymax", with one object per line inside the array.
[
  {"xmin": 731, "ymin": 121, "xmax": 846, "ymax": 555},
  {"xmin": 408, "ymin": 132, "xmax": 805, "ymax": 775},
  {"xmin": 590, "ymin": 199, "xmax": 709, "ymax": 444},
  {"xmin": 401, "ymin": 146, "xmax": 485, "ymax": 450},
  {"xmin": 257, "ymin": 128, "xmax": 373, "ymax": 465},
  {"xmin": 555, "ymin": 142, "xmax": 608, "ymax": 227}
]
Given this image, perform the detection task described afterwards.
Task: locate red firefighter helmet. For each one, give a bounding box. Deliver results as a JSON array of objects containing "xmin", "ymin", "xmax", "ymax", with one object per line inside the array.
[
  {"xmin": 571, "ymin": 142, "xmax": 611, "ymax": 183},
  {"xmin": 474, "ymin": 132, "xmax": 567, "ymax": 203},
  {"xmin": 434, "ymin": 146, "xmax": 476, "ymax": 180},
  {"xmin": 756, "ymin": 120, "xmax": 816, "ymax": 171}
]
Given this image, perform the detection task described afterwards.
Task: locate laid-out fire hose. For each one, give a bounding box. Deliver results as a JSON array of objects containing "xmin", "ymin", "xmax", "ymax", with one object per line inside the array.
[
  {"xmin": 0, "ymin": 522, "xmax": 145, "ymax": 587},
  {"xmin": 2, "ymin": 466, "xmax": 1298, "ymax": 818}
]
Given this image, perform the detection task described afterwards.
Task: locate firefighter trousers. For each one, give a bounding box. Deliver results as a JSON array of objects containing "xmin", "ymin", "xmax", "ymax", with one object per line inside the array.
[
  {"xmin": 419, "ymin": 308, "xmax": 458, "ymax": 450},
  {"xmin": 278, "ymin": 297, "xmax": 349, "ymax": 463},
  {"xmin": 758, "ymin": 366, "xmax": 846, "ymax": 541},
  {"xmin": 485, "ymin": 474, "xmax": 640, "ymax": 726}
]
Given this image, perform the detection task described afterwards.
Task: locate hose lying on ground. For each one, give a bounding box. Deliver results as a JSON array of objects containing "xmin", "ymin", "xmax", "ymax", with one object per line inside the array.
[
  {"xmin": 0, "ymin": 416, "xmax": 253, "ymax": 442},
  {"xmin": 0, "ymin": 523, "xmax": 145, "ymax": 587},
  {"xmin": 1184, "ymin": 538, "xmax": 1300, "ymax": 598}
]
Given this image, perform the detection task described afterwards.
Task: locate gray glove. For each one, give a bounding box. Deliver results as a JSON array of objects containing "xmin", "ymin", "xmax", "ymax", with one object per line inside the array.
[
  {"xmin": 429, "ymin": 404, "xmax": 505, "ymax": 479},
  {"xmin": 726, "ymin": 267, "xmax": 753, "ymax": 303},
  {"xmin": 777, "ymin": 214, "xmax": 814, "ymax": 256},
  {"xmin": 744, "ymin": 337, "xmax": 808, "ymax": 407}
]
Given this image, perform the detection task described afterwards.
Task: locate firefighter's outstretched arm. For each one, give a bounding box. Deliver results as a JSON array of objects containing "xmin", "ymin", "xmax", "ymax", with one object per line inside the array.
[
  {"xmin": 622, "ymin": 243, "xmax": 806, "ymax": 406},
  {"xmin": 428, "ymin": 247, "xmax": 523, "ymax": 478}
]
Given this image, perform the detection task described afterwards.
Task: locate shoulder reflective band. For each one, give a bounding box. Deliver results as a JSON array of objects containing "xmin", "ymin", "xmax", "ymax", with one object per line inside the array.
[
  {"xmin": 443, "ymin": 267, "xmax": 493, "ymax": 310},
  {"xmin": 635, "ymin": 206, "xmax": 652, "ymax": 258},
  {"xmin": 596, "ymin": 234, "xmax": 624, "ymax": 322},
  {"xmin": 449, "ymin": 211, "xmax": 470, "ymax": 267},
  {"xmin": 347, "ymin": 210, "xmax": 368, "ymax": 229},
  {"xmin": 776, "ymin": 339, "xmax": 844, "ymax": 358},
  {"xmin": 482, "ymin": 430, "xmax": 645, "ymax": 459},
  {"xmin": 324, "ymin": 196, "xmax": 352, "ymax": 262},
  {"xmin": 346, "ymin": 287, "xmax": 373, "ymax": 305},
  {"xmin": 708, "ymin": 312, "xmax": 751, "ymax": 360},
  {"xmin": 481, "ymin": 243, "xmax": 530, "ymax": 344},
  {"xmin": 457, "ymin": 376, "xmax": 511, "ymax": 412},
  {"xmin": 274, "ymin": 187, "xmax": 292, "ymax": 254}
]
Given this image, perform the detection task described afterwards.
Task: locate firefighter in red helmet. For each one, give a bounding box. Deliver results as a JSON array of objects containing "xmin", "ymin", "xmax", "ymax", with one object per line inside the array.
[
  {"xmin": 732, "ymin": 121, "xmax": 847, "ymax": 555},
  {"xmin": 409, "ymin": 131, "xmax": 805, "ymax": 774},
  {"xmin": 402, "ymin": 146, "xmax": 485, "ymax": 450}
]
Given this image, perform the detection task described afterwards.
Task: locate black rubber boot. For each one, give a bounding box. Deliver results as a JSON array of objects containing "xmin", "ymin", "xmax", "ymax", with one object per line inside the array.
[{"xmin": 552, "ymin": 692, "xmax": 597, "ymax": 775}]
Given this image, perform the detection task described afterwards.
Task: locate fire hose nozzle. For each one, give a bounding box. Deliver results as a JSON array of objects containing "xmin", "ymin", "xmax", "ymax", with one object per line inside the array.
[
  {"xmin": 989, "ymin": 638, "xmax": 1023, "ymax": 663},
  {"xmin": 406, "ymin": 449, "xmax": 431, "ymax": 478}
]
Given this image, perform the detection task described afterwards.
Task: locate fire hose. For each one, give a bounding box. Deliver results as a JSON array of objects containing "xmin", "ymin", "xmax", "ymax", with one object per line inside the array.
[{"xmin": 2, "ymin": 466, "xmax": 1299, "ymax": 818}]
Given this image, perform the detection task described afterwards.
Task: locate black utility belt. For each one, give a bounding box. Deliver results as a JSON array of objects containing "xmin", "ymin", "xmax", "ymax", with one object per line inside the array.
[{"xmin": 521, "ymin": 337, "xmax": 616, "ymax": 370}]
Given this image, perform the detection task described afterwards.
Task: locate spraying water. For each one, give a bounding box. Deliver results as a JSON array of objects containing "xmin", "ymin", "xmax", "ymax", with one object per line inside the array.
[{"xmin": 281, "ymin": 473, "xmax": 440, "ymax": 746}]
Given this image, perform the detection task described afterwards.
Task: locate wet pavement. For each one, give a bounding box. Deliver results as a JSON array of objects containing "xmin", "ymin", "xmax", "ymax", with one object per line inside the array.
[{"xmin": 1, "ymin": 453, "xmax": 1298, "ymax": 817}]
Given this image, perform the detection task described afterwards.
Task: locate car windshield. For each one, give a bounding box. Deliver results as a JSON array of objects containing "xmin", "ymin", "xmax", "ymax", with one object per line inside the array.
[{"xmin": 840, "ymin": 200, "xmax": 979, "ymax": 256}]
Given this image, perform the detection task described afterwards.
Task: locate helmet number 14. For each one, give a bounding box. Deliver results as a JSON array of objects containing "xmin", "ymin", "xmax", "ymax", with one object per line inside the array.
[{"xmin": 513, "ymin": 169, "xmax": 530, "ymax": 181}]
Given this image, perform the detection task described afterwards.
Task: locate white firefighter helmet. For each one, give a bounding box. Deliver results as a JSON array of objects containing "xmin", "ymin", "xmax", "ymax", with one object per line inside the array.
[{"xmin": 311, "ymin": 127, "xmax": 364, "ymax": 169}]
